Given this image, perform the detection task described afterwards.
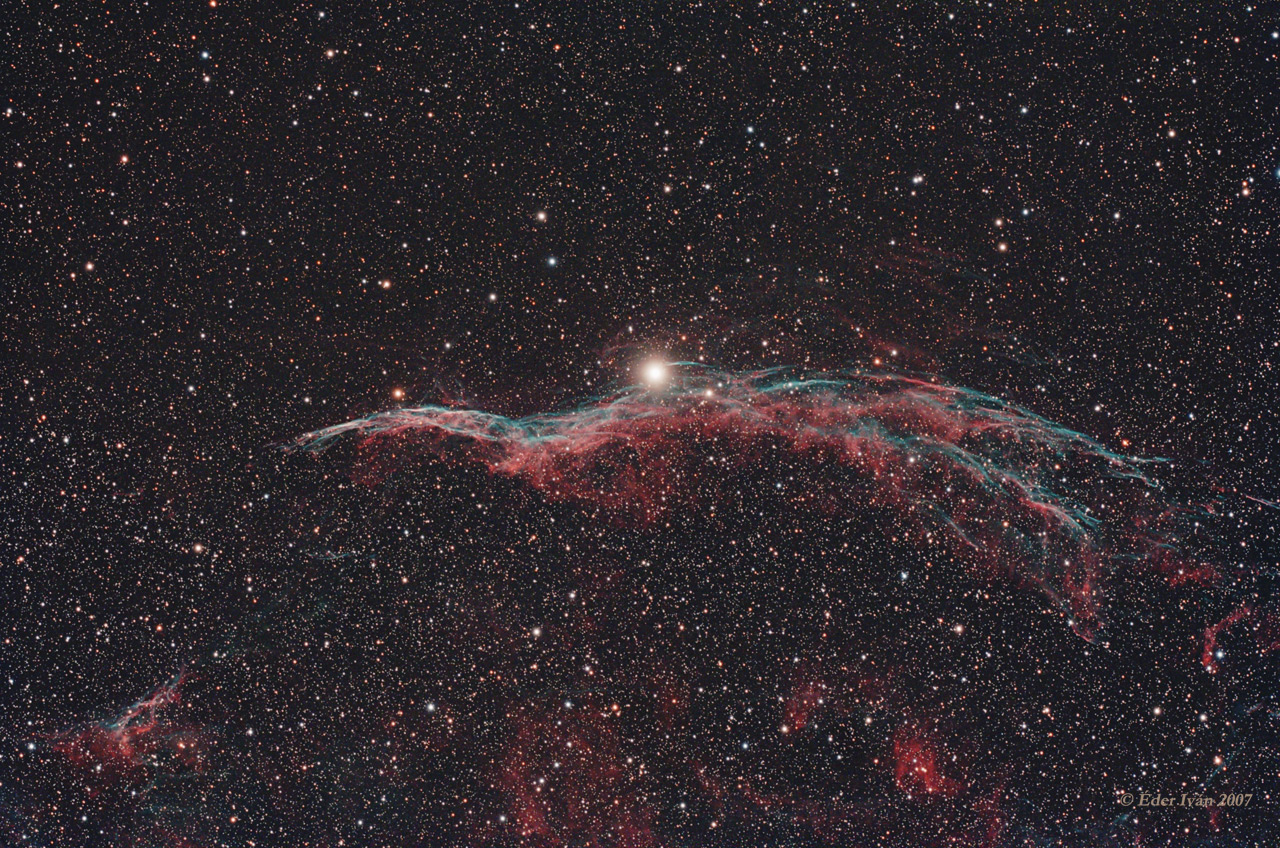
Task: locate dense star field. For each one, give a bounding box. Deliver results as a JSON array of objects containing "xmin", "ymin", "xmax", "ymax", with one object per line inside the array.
[{"xmin": 3, "ymin": 2, "xmax": 1280, "ymax": 846}]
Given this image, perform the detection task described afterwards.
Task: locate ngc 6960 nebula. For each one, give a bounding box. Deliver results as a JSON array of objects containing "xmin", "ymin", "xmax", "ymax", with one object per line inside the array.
[{"xmin": 296, "ymin": 365, "xmax": 1210, "ymax": 644}]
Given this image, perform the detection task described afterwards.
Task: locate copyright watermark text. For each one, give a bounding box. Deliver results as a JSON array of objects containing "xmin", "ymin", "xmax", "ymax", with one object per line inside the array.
[{"xmin": 1118, "ymin": 791, "xmax": 1252, "ymax": 808}]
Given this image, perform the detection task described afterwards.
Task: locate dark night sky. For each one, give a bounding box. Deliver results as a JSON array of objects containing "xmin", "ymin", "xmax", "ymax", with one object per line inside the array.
[{"xmin": 3, "ymin": 3, "xmax": 1280, "ymax": 846}]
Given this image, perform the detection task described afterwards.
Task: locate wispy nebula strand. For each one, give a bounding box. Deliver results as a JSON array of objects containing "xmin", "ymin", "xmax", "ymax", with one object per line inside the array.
[{"xmin": 296, "ymin": 366, "xmax": 1203, "ymax": 640}]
